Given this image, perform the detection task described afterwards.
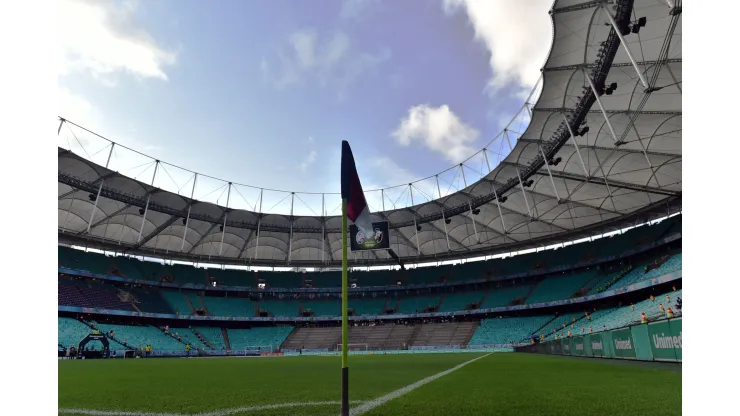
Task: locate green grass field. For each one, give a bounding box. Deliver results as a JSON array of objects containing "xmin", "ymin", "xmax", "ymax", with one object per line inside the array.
[{"xmin": 58, "ymin": 353, "xmax": 681, "ymax": 416}]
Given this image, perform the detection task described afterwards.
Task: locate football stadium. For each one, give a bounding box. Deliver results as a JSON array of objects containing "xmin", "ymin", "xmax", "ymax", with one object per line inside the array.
[{"xmin": 56, "ymin": 0, "xmax": 682, "ymax": 415}]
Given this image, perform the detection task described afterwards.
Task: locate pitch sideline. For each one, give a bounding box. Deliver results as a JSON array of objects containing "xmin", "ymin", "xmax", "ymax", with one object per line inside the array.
[
  {"xmin": 348, "ymin": 352, "xmax": 492, "ymax": 415},
  {"xmin": 58, "ymin": 401, "xmax": 367, "ymax": 416}
]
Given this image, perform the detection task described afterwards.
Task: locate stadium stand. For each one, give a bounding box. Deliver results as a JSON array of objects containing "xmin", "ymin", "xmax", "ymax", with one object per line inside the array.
[
  {"xmin": 349, "ymin": 298, "xmax": 388, "ymax": 315},
  {"xmin": 396, "ymin": 295, "xmax": 440, "ymax": 314},
  {"xmin": 407, "ymin": 322, "xmax": 478, "ymax": 347},
  {"xmin": 481, "ymin": 285, "xmax": 531, "ymax": 308},
  {"xmin": 525, "ymin": 270, "xmax": 600, "ymax": 304},
  {"xmin": 90, "ymin": 322, "xmax": 183, "ymax": 351},
  {"xmin": 193, "ymin": 326, "xmax": 226, "ymax": 349},
  {"xmin": 469, "ymin": 316, "xmax": 553, "ymax": 345},
  {"xmin": 58, "ymin": 279, "xmax": 135, "ymax": 311},
  {"xmin": 161, "ymin": 291, "xmax": 195, "ymax": 315},
  {"xmin": 125, "ymin": 287, "xmax": 173, "ymax": 315},
  {"xmin": 58, "ymin": 317, "xmax": 94, "ymax": 348},
  {"xmin": 258, "ymin": 300, "xmax": 300, "ymax": 317},
  {"xmin": 610, "ymin": 254, "xmax": 682, "ymax": 290},
  {"xmin": 226, "ymin": 327, "xmax": 294, "ymax": 350},
  {"xmin": 201, "ymin": 296, "xmax": 255, "ymax": 317},
  {"xmin": 303, "ymin": 300, "xmax": 341, "ymax": 317},
  {"xmin": 438, "ymin": 292, "xmax": 484, "ymax": 312}
]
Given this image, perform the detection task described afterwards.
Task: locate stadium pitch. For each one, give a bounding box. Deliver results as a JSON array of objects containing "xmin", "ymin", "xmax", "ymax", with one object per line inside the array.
[{"xmin": 58, "ymin": 353, "xmax": 681, "ymax": 416}]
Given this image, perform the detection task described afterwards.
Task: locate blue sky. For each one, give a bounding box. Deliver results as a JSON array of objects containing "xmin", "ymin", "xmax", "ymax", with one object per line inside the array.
[{"xmin": 58, "ymin": 0, "xmax": 552, "ymax": 214}]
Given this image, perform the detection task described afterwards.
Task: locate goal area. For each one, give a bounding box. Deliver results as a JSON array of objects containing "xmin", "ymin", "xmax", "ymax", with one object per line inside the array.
[
  {"xmin": 336, "ymin": 343, "xmax": 368, "ymax": 352},
  {"xmin": 239, "ymin": 345, "xmax": 274, "ymax": 355}
]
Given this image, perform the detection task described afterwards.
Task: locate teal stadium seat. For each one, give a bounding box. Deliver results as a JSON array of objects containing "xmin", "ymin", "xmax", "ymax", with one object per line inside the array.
[
  {"xmin": 304, "ymin": 300, "xmax": 341, "ymax": 317},
  {"xmin": 482, "ymin": 285, "xmax": 532, "ymax": 308},
  {"xmin": 193, "ymin": 326, "xmax": 226, "ymax": 349},
  {"xmin": 91, "ymin": 322, "xmax": 183, "ymax": 351},
  {"xmin": 396, "ymin": 296, "xmax": 440, "ymax": 314},
  {"xmin": 201, "ymin": 296, "xmax": 255, "ymax": 317},
  {"xmin": 226, "ymin": 327, "xmax": 294, "ymax": 350},
  {"xmin": 526, "ymin": 270, "xmax": 599, "ymax": 304},
  {"xmin": 349, "ymin": 298, "xmax": 388, "ymax": 315},
  {"xmin": 58, "ymin": 317, "xmax": 94, "ymax": 348},
  {"xmin": 259, "ymin": 300, "xmax": 300, "ymax": 317},
  {"xmin": 468, "ymin": 316, "xmax": 552, "ymax": 345},
  {"xmin": 439, "ymin": 292, "xmax": 483, "ymax": 312}
]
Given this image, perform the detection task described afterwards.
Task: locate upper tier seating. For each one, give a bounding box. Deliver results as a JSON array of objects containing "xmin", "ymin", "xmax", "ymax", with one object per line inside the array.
[
  {"xmin": 161, "ymin": 291, "xmax": 195, "ymax": 315},
  {"xmin": 258, "ymin": 300, "xmax": 300, "ymax": 317},
  {"xmin": 201, "ymin": 296, "xmax": 255, "ymax": 317},
  {"xmin": 396, "ymin": 296, "xmax": 440, "ymax": 314},
  {"xmin": 125, "ymin": 287, "xmax": 173, "ymax": 315},
  {"xmin": 304, "ymin": 300, "xmax": 341, "ymax": 317},
  {"xmin": 58, "ymin": 216, "xmax": 680, "ymax": 289},
  {"xmin": 58, "ymin": 279, "xmax": 135, "ymax": 311},
  {"xmin": 481, "ymin": 285, "xmax": 532, "ymax": 308},
  {"xmin": 439, "ymin": 292, "xmax": 484, "ymax": 312},
  {"xmin": 610, "ymin": 254, "xmax": 682, "ymax": 290},
  {"xmin": 350, "ymin": 298, "xmax": 388, "ymax": 315},
  {"xmin": 525, "ymin": 270, "xmax": 600, "ymax": 304}
]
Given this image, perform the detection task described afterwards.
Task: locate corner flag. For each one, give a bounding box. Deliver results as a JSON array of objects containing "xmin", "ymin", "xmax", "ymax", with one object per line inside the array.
[
  {"xmin": 339, "ymin": 140, "xmax": 371, "ymax": 416},
  {"xmin": 341, "ymin": 140, "xmax": 373, "ymax": 238}
]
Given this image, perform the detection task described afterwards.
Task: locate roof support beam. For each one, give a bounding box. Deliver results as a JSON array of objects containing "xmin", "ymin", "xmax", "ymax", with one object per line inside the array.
[
  {"xmin": 133, "ymin": 214, "xmax": 179, "ymax": 250},
  {"xmin": 533, "ymin": 169, "xmax": 680, "ymax": 197},
  {"xmin": 533, "ymin": 108, "xmax": 681, "ymax": 116},
  {"xmin": 543, "ymin": 59, "xmax": 681, "ymax": 72},
  {"xmin": 77, "ymin": 204, "xmax": 132, "ymax": 236},
  {"xmin": 456, "ymin": 189, "xmax": 570, "ymax": 233},
  {"xmin": 237, "ymin": 228, "xmax": 254, "ymax": 261},
  {"xmin": 186, "ymin": 218, "xmax": 222, "ymax": 255},
  {"xmin": 519, "ymin": 138, "xmax": 680, "ymax": 159},
  {"xmin": 552, "ymin": 0, "xmax": 601, "ymax": 14}
]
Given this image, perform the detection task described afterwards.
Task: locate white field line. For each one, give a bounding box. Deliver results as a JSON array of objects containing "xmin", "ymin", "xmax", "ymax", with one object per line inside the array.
[
  {"xmin": 348, "ymin": 353, "xmax": 492, "ymax": 416},
  {"xmin": 58, "ymin": 401, "xmax": 367, "ymax": 416}
]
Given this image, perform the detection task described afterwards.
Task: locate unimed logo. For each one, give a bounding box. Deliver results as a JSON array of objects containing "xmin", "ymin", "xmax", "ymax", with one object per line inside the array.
[
  {"xmin": 591, "ymin": 341, "xmax": 603, "ymax": 350},
  {"xmin": 652, "ymin": 331, "xmax": 682, "ymax": 349},
  {"xmin": 614, "ymin": 339, "xmax": 632, "ymax": 350},
  {"xmin": 575, "ymin": 343, "xmax": 584, "ymax": 351}
]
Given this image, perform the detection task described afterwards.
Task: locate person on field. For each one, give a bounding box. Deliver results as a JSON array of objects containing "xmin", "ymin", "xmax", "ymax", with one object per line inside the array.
[
  {"xmin": 641, "ymin": 312, "xmax": 648, "ymax": 324},
  {"xmin": 186, "ymin": 343, "xmax": 191, "ymax": 357}
]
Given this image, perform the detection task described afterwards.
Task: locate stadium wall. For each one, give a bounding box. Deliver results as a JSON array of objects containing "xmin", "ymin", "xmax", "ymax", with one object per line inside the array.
[{"xmin": 515, "ymin": 317, "xmax": 682, "ymax": 363}]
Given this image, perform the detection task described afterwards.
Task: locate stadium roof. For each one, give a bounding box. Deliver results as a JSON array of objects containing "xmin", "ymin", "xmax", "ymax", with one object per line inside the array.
[{"xmin": 58, "ymin": 0, "xmax": 682, "ymax": 267}]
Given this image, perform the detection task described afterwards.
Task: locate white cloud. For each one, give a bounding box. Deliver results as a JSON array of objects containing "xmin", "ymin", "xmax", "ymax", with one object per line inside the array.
[
  {"xmin": 443, "ymin": 0, "xmax": 551, "ymax": 93},
  {"xmin": 59, "ymin": 87, "xmax": 94, "ymax": 127},
  {"xmin": 340, "ymin": 0, "xmax": 380, "ymax": 20},
  {"xmin": 299, "ymin": 150, "xmax": 318, "ymax": 172},
  {"xmin": 261, "ymin": 29, "xmax": 389, "ymax": 100},
  {"xmin": 58, "ymin": 0, "xmax": 177, "ymax": 83},
  {"xmin": 392, "ymin": 104, "xmax": 479, "ymax": 163}
]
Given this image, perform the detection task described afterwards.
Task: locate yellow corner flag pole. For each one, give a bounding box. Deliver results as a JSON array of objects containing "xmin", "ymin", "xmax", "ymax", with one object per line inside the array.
[{"xmin": 341, "ymin": 198, "xmax": 349, "ymax": 416}]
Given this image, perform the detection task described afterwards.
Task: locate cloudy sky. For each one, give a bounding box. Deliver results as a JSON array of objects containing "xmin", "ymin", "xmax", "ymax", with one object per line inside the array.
[{"xmin": 58, "ymin": 0, "xmax": 552, "ymax": 215}]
